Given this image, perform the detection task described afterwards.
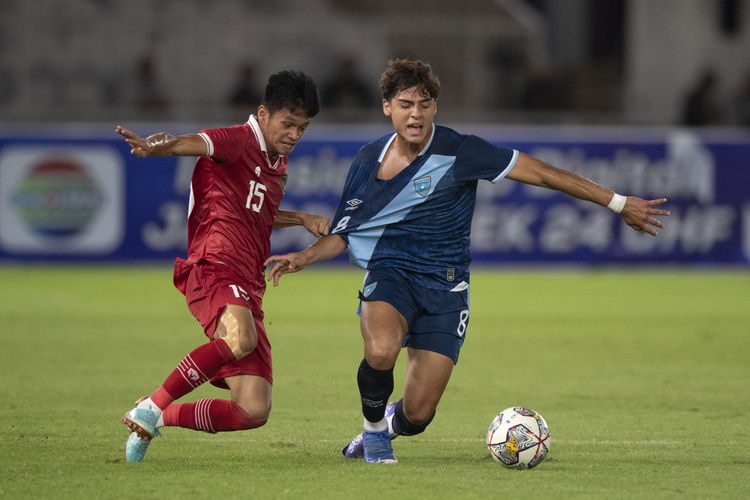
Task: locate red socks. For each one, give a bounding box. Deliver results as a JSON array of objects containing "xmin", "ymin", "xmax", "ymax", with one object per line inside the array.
[
  {"xmin": 144, "ymin": 340, "xmax": 265, "ymax": 433},
  {"xmin": 150, "ymin": 339, "xmax": 236, "ymax": 410},
  {"xmin": 162, "ymin": 399, "xmax": 265, "ymax": 432}
]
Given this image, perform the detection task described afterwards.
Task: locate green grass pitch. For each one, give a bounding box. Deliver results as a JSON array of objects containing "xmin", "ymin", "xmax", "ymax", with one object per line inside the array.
[{"xmin": 1, "ymin": 266, "xmax": 748, "ymax": 499}]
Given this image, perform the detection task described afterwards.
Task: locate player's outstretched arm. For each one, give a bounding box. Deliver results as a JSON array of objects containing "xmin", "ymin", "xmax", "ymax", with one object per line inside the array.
[
  {"xmin": 274, "ymin": 210, "xmax": 330, "ymax": 237},
  {"xmin": 264, "ymin": 234, "xmax": 347, "ymax": 286},
  {"xmin": 507, "ymin": 153, "xmax": 670, "ymax": 236},
  {"xmin": 116, "ymin": 125, "xmax": 209, "ymax": 158}
]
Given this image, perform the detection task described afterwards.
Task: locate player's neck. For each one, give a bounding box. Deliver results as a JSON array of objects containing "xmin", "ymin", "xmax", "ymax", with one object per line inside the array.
[
  {"xmin": 378, "ymin": 136, "xmax": 421, "ymax": 180},
  {"xmin": 393, "ymin": 135, "xmax": 424, "ymax": 162}
]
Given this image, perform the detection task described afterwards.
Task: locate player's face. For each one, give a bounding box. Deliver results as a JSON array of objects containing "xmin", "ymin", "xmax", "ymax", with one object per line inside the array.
[
  {"xmin": 257, "ymin": 105, "xmax": 311, "ymax": 157},
  {"xmin": 383, "ymin": 86, "xmax": 437, "ymax": 150}
]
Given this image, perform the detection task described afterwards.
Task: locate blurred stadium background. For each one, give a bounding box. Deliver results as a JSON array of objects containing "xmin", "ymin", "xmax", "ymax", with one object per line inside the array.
[{"xmin": 0, "ymin": 0, "xmax": 748, "ymax": 265}]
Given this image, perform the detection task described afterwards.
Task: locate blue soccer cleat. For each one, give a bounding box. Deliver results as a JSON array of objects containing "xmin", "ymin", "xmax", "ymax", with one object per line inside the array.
[
  {"xmin": 363, "ymin": 429, "xmax": 397, "ymax": 464},
  {"xmin": 125, "ymin": 431, "xmax": 154, "ymax": 463},
  {"xmin": 341, "ymin": 402, "xmax": 398, "ymax": 459},
  {"xmin": 121, "ymin": 398, "xmax": 160, "ymax": 440}
]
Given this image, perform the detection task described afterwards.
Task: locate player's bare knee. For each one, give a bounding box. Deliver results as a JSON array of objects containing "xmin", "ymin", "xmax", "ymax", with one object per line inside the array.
[
  {"xmin": 240, "ymin": 410, "xmax": 269, "ymax": 429},
  {"xmin": 236, "ymin": 401, "xmax": 271, "ymax": 428},
  {"xmin": 365, "ymin": 341, "xmax": 400, "ymax": 368}
]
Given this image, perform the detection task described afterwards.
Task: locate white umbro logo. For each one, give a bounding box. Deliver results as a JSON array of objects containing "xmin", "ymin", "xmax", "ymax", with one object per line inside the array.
[
  {"xmin": 345, "ymin": 198, "xmax": 363, "ymax": 211},
  {"xmin": 255, "ymin": 166, "xmax": 261, "ymax": 176}
]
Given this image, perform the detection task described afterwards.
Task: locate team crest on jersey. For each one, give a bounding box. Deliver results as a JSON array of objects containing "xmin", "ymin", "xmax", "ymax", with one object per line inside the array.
[
  {"xmin": 280, "ymin": 174, "xmax": 288, "ymax": 193},
  {"xmin": 362, "ymin": 282, "xmax": 377, "ymax": 298},
  {"xmin": 414, "ymin": 176, "xmax": 431, "ymax": 197}
]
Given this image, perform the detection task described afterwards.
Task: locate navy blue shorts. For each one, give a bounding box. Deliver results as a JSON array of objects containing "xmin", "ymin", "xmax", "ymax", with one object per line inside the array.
[{"xmin": 357, "ymin": 268, "xmax": 470, "ymax": 364}]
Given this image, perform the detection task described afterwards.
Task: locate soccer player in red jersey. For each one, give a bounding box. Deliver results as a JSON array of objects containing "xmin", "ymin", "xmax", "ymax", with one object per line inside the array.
[{"xmin": 116, "ymin": 71, "xmax": 327, "ymax": 462}]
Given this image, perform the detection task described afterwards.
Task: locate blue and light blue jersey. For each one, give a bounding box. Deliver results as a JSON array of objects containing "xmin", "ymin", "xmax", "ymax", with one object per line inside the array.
[{"xmin": 330, "ymin": 125, "xmax": 518, "ymax": 290}]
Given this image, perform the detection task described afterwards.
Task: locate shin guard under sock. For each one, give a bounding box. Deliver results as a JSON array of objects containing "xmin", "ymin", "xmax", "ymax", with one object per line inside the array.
[
  {"xmin": 162, "ymin": 399, "xmax": 265, "ymax": 433},
  {"xmin": 357, "ymin": 358, "xmax": 394, "ymax": 424},
  {"xmin": 150, "ymin": 339, "xmax": 236, "ymax": 409}
]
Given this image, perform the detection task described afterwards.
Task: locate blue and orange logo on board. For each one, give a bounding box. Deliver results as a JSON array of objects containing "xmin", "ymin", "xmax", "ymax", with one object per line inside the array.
[{"xmin": 11, "ymin": 159, "xmax": 103, "ymax": 237}]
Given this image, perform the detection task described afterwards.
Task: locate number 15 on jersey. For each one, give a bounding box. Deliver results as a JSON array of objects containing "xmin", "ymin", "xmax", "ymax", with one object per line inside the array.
[{"xmin": 246, "ymin": 180, "xmax": 267, "ymax": 212}]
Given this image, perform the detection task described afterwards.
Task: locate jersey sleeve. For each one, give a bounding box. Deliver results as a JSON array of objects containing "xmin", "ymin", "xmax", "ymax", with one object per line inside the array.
[
  {"xmin": 452, "ymin": 135, "xmax": 519, "ymax": 183},
  {"xmin": 328, "ymin": 156, "xmax": 365, "ymax": 244},
  {"xmin": 197, "ymin": 126, "xmax": 247, "ymax": 164}
]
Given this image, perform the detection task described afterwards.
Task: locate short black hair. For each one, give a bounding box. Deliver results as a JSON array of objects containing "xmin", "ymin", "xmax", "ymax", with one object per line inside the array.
[
  {"xmin": 263, "ymin": 70, "xmax": 320, "ymax": 118},
  {"xmin": 379, "ymin": 58, "xmax": 440, "ymax": 101}
]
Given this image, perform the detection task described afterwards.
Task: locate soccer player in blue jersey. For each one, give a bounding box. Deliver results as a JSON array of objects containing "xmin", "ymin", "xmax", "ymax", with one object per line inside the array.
[{"xmin": 265, "ymin": 58, "xmax": 670, "ymax": 464}]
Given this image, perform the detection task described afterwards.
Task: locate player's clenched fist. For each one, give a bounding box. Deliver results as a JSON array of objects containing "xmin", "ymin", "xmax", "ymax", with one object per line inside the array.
[{"xmin": 302, "ymin": 213, "xmax": 330, "ymax": 237}]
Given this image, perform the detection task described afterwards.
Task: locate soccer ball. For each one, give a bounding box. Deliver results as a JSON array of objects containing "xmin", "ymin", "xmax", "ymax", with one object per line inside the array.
[{"xmin": 486, "ymin": 406, "xmax": 550, "ymax": 469}]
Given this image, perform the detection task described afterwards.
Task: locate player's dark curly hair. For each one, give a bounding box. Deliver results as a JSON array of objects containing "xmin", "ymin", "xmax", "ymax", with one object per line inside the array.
[
  {"xmin": 379, "ymin": 58, "xmax": 440, "ymax": 101},
  {"xmin": 264, "ymin": 70, "xmax": 320, "ymax": 118}
]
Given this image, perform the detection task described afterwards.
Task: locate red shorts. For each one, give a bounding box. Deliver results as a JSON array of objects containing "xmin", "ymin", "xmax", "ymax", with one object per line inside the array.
[{"xmin": 174, "ymin": 258, "xmax": 273, "ymax": 387}]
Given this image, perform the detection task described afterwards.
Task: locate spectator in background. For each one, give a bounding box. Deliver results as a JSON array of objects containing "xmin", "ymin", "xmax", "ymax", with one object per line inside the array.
[
  {"xmin": 228, "ymin": 63, "xmax": 262, "ymax": 108},
  {"xmin": 520, "ymin": 70, "xmax": 571, "ymax": 111},
  {"xmin": 735, "ymin": 71, "xmax": 750, "ymax": 127},
  {"xmin": 681, "ymin": 70, "xmax": 723, "ymax": 126},
  {"xmin": 0, "ymin": 64, "xmax": 16, "ymax": 107},
  {"xmin": 134, "ymin": 56, "xmax": 170, "ymax": 114},
  {"xmin": 321, "ymin": 56, "xmax": 373, "ymax": 110}
]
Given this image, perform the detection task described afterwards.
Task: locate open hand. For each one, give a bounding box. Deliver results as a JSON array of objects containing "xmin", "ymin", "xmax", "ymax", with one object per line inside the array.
[
  {"xmin": 264, "ymin": 252, "xmax": 308, "ymax": 286},
  {"xmin": 620, "ymin": 197, "xmax": 670, "ymax": 236},
  {"xmin": 116, "ymin": 125, "xmax": 150, "ymax": 157}
]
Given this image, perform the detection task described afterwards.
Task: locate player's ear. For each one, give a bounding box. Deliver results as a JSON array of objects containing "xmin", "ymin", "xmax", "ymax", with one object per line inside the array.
[
  {"xmin": 257, "ymin": 104, "xmax": 269, "ymax": 124},
  {"xmin": 382, "ymin": 98, "xmax": 391, "ymax": 117}
]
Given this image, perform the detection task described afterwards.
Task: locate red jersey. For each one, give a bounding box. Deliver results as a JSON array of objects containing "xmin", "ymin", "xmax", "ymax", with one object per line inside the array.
[{"xmin": 174, "ymin": 115, "xmax": 287, "ymax": 307}]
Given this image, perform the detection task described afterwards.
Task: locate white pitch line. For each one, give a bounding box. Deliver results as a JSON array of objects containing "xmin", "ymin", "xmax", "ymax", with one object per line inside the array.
[
  {"xmin": 179, "ymin": 437, "xmax": 683, "ymax": 446},
  {"xmin": 556, "ymin": 439, "xmax": 682, "ymax": 446}
]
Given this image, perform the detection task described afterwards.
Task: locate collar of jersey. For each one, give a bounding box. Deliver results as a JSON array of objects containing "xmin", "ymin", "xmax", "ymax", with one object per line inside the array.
[
  {"xmin": 377, "ymin": 123, "xmax": 436, "ymax": 163},
  {"xmin": 247, "ymin": 114, "xmax": 281, "ymax": 170}
]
